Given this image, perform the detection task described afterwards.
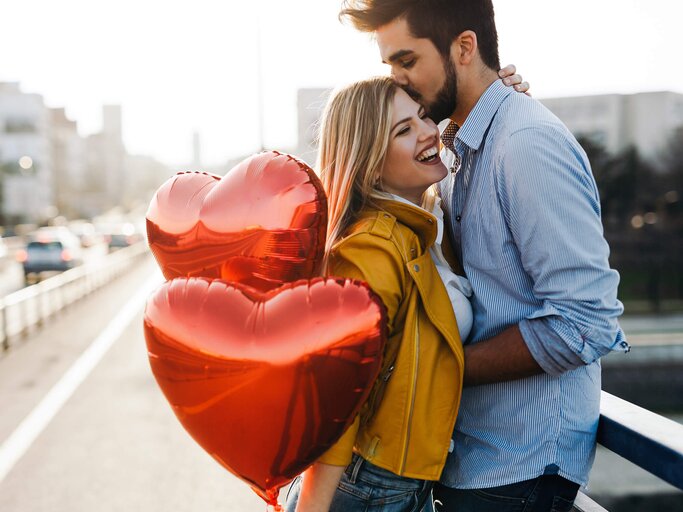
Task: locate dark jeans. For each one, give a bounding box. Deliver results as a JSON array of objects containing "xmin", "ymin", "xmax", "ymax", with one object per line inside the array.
[
  {"xmin": 285, "ymin": 454, "xmax": 434, "ymax": 512},
  {"xmin": 433, "ymin": 475, "xmax": 580, "ymax": 512}
]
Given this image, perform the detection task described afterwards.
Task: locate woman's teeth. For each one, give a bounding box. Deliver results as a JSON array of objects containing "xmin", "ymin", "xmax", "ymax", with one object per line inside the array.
[{"xmin": 417, "ymin": 146, "xmax": 438, "ymax": 162}]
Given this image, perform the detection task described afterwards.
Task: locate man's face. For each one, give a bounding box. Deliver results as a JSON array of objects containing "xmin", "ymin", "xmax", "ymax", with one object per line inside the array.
[{"xmin": 376, "ymin": 17, "xmax": 458, "ymax": 122}]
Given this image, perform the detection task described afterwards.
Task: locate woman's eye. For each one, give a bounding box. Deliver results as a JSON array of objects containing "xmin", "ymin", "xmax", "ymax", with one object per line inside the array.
[
  {"xmin": 397, "ymin": 126, "xmax": 410, "ymax": 136},
  {"xmin": 401, "ymin": 59, "xmax": 415, "ymax": 69}
]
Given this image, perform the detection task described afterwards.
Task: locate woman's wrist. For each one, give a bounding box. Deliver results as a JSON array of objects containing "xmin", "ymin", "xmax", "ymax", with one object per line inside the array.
[{"xmin": 295, "ymin": 463, "xmax": 345, "ymax": 512}]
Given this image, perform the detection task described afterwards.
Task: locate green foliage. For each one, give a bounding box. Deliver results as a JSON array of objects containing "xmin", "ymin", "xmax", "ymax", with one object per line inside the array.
[{"xmin": 580, "ymin": 135, "xmax": 683, "ymax": 311}]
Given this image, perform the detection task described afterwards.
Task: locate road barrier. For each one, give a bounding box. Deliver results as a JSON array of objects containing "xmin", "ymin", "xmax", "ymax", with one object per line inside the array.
[{"xmin": 0, "ymin": 242, "xmax": 149, "ymax": 350}]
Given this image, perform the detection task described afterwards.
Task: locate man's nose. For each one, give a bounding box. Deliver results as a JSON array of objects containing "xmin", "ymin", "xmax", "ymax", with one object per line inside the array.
[{"xmin": 392, "ymin": 67, "xmax": 409, "ymax": 86}]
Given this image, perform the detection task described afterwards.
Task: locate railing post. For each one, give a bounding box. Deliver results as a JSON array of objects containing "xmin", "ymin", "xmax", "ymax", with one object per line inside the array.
[
  {"xmin": 1, "ymin": 301, "xmax": 8, "ymax": 351},
  {"xmin": 35, "ymin": 292, "xmax": 42, "ymax": 327}
]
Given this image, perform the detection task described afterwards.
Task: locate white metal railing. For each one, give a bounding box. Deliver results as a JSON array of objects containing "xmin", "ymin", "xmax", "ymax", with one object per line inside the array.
[{"xmin": 0, "ymin": 242, "xmax": 149, "ymax": 350}]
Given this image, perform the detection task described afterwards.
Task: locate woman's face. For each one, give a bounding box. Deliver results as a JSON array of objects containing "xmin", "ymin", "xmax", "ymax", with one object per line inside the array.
[{"xmin": 380, "ymin": 88, "xmax": 448, "ymax": 204}]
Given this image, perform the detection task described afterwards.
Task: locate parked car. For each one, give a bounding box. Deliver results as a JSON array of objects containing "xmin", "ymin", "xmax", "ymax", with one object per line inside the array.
[
  {"xmin": 100, "ymin": 222, "xmax": 143, "ymax": 250},
  {"xmin": 16, "ymin": 227, "xmax": 84, "ymax": 282},
  {"xmin": 68, "ymin": 221, "xmax": 105, "ymax": 248}
]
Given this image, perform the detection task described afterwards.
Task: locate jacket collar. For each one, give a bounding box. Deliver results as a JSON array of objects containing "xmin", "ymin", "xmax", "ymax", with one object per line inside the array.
[{"xmin": 369, "ymin": 196, "xmax": 438, "ymax": 251}]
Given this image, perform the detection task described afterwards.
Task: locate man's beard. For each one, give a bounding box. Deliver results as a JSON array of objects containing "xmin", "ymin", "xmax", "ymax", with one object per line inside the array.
[{"xmin": 403, "ymin": 57, "xmax": 458, "ymax": 123}]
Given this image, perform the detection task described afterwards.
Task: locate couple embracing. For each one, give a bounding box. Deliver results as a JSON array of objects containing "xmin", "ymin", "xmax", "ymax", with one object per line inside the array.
[{"xmin": 285, "ymin": 1, "xmax": 627, "ymax": 511}]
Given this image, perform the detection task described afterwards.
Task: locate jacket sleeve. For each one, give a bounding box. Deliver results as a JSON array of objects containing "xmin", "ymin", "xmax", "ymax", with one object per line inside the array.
[
  {"xmin": 327, "ymin": 231, "xmax": 406, "ymax": 333},
  {"xmin": 316, "ymin": 230, "xmax": 406, "ymax": 466}
]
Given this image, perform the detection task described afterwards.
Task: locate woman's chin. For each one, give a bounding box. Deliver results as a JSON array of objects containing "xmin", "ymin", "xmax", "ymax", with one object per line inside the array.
[{"xmin": 430, "ymin": 161, "xmax": 449, "ymax": 183}]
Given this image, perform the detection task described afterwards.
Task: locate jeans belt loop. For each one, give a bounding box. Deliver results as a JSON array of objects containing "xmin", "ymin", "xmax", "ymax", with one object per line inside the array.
[{"xmin": 348, "ymin": 455, "xmax": 364, "ymax": 484}]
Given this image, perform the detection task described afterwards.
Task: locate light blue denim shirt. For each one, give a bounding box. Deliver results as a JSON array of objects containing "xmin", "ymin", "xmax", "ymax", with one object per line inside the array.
[{"xmin": 438, "ymin": 79, "xmax": 629, "ymax": 489}]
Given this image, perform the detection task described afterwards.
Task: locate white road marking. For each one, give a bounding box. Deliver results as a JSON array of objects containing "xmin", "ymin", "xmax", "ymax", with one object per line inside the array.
[{"xmin": 0, "ymin": 271, "xmax": 162, "ymax": 483}]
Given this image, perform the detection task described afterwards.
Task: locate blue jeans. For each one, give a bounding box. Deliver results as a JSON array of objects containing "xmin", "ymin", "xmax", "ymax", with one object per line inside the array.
[
  {"xmin": 285, "ymin": 454, "xmax": 434, "ymax": 512},
  {"xmin": 432, "ymin": 475, "xmax": 580, "ymax": 512}
]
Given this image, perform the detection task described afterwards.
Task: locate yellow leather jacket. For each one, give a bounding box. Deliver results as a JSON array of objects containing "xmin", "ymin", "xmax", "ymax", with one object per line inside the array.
[{"xmin": 318, "ymin": 198, "xmax": 465, "ymax": 480}]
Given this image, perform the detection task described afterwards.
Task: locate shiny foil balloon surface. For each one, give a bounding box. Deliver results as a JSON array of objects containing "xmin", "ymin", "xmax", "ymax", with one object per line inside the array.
[
  {"xmin": 144, "ymin": 277, "xmax": 386, "ymax": 504},
  {"xmin": 146, "ymin": 151, "xmax": 327, "ymax": 292}
]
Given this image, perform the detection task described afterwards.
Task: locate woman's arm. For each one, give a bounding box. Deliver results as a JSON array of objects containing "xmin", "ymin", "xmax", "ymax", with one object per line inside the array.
[
  {"xmin": 296, "ymin": 230, "xmax": 405, "ymax": 509},
  {"xmin": 295, "ymin": 463, "xmax": 346, "ymax": 512}
]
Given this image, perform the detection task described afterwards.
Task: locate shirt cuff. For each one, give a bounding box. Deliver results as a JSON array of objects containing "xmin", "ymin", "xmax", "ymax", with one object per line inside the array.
[{"xmin": 519, "ymin": 317, "xmax": 586, "ymax": 376}]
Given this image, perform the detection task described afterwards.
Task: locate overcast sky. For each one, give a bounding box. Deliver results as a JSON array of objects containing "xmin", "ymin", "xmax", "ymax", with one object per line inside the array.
[{"xmin": 3, "ymin": 0, "xmax": 682, "ymax": 166}]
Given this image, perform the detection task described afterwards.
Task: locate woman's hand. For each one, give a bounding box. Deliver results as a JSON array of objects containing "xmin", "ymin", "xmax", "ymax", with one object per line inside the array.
[
  {"xmin": 295, "ymin": 463, "xmax": 345, "ymax": 512},
  {"xmin": 499, "ymin": 64, "xmax": 530, "ymax": 95}
]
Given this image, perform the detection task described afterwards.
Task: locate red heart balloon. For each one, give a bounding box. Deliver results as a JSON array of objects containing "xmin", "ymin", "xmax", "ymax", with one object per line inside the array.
[
  {"xmin": 144, "ymin": 277, "xmax": 386, "ymax": 505},
  {"xmin": 146, "ymin": 151, "xmax": 327, "ymax": 292}
]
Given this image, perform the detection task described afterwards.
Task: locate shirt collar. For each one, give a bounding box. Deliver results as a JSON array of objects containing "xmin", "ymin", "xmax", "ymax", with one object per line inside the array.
[{"xmin": 455, "ymin": 79, "xmax": 513, "ymax": 151}]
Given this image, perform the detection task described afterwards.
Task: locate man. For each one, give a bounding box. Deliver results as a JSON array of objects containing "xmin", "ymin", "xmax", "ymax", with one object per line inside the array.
[{"xmin": 340, "ymin": 1, "xmax": 628, "ymax": 511}]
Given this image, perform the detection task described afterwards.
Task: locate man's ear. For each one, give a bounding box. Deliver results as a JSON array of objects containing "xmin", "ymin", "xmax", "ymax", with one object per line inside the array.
[{"xmin": 450, "ymin": 30, "xmax": 478, "ymax": 66}]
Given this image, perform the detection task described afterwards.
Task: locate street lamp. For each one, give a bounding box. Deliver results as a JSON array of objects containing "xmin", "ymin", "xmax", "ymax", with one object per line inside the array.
[
  {"xmin": 255, "ymin": 0, "xmax": 265, "ymax": 152},
  {"xmin": 19, "ymin": 156, "xmax": 33, "ymax": 173}
]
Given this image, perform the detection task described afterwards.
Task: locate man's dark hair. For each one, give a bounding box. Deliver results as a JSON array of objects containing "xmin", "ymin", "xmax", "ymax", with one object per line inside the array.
[{"xmin": 340, "ymin": 0, "xmax": 501, "ymax": 71}]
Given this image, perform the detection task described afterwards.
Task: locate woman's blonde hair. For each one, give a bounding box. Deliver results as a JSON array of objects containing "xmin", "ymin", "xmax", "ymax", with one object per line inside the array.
[
  {"xmin": 317, "ymin": 76, "xmax": 397, "ymax": 267},
  {"xmin": 317, "ymin": 76, "xmax": 437, "ymax": 270}
]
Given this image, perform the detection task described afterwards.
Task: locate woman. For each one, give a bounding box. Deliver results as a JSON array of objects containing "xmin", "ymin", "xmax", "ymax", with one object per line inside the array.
[{"xmin": 287, "ymin": 69, "xmax": 525, "ymax": 512}]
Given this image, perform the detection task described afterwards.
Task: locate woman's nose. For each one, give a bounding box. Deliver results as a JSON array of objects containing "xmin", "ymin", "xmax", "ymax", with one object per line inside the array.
[{"xmin": 418, "ymin": 118, "xmax": 439, "ymax": 140}]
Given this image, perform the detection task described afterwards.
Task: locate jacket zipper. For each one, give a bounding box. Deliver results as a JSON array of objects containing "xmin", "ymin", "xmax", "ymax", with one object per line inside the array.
[{"xmin": 400, "ymin": 318, "xmax": 420, "ymax": 473}]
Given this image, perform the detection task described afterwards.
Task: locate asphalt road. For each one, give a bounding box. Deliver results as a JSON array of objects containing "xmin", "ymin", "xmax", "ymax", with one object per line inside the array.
[
  {"xmin": 0, "ymin": 255, "xmax": 680, "ymax": 511},
  {"xmin": 0, "ymin": 256, "xmax": 266, "ymax": 512}
]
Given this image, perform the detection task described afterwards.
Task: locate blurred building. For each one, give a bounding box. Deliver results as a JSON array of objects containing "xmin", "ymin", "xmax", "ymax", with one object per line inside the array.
[
  {"xmin": 82, "ymin": 105, "xmax": 127, "ymax": 216},
  {"xmin": 295, "ymin": 87, "xmax": 683, "ymax": 169},
  {"xmin": 0, "ymin": 83, "xmax": 172, "ymax": 225},
  {"xmin": 124, "ymin": 153, "xmax": 173, "ymax": 210},
  {"xmin": 50, "ymin": 107, "xmax": 87, "ymax": 218},
  {"xmin": 295, "ymin": 88, "xmax": 332, "ymax": 166},
  {"xmin": 540, "ymin": 91, "xmax": 683, "ymax": 164},
  {"xmin": 0, "ymin": 82, "xmax": 54, "ymax": 225}
]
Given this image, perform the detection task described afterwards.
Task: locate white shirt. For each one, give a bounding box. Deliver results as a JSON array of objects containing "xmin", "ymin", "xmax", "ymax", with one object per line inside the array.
[{"xmin": 389, "ymin": 194, "xmax": 473, "ymax": 341}]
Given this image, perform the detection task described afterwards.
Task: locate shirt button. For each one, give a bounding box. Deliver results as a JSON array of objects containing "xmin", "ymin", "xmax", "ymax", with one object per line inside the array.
[
  {"xmin": 413, "ymin": 264, "xmax": 420, "ymax": 272},
  {"xmin": 456, "ymin": 215, "xmax": 462, "ymax": 222}
]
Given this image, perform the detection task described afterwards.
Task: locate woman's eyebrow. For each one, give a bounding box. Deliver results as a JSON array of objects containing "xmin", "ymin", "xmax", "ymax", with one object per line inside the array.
[{"xmin": 391, "ymin": 116, "xmax": 412, "ymax": 132}]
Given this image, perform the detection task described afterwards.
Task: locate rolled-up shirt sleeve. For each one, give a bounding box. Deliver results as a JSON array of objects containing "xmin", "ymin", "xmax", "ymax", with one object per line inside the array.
[{"xmin": 498, "ymin": 125, "xmax": 629, "ymax": 376}]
